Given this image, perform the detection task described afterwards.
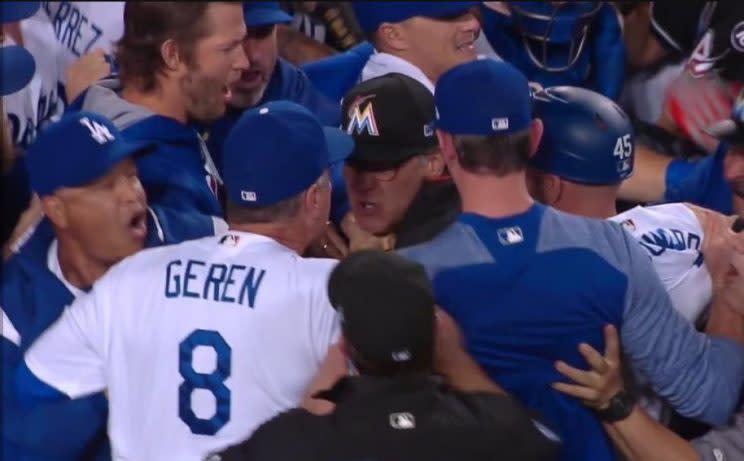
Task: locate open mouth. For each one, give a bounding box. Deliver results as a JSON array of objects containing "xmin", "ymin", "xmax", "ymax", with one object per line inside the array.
[
  {"xmin": 457, "ymin": 40, "xmax": 476, "ymax": 53},
  {"xmin": 355, "ymin": 200, "xmax": 379, "ymax": 215},
  {"xmin": 128, "ymin": 210, "xmax": 147, "ymax": 240},
  {"xmin": 239, "ymin": 70, "xmax": 263, "ymax": 86},
  {"xmin": 222, "ymin": 84, "xmax": 233, "ymax": 103}
]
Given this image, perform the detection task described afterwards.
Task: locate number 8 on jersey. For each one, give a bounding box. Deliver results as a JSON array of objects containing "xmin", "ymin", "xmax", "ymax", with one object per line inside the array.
[{"xmin": 178, "ymin": 329, "xmax": 232, "ymax": 435}]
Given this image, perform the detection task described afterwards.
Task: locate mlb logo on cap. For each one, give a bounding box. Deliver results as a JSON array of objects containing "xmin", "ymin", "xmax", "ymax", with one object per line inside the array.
[
  {"xmin": 241, "ymin": 190, "xmax": 257, "ymax": 202},
  {"xmin": 492, "ymin": 118, "xmax": 510, "ymax": 131},
  {"xmin": 617, "ymin": 159, "xmax": 632, "ymax": 175},
  {"xmin": 434, "ymin": 60, "xmax": 532, "ymax": 136}
]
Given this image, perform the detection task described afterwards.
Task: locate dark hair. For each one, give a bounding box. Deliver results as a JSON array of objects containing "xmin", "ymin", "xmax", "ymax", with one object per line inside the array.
[
  {"xmin": 116, "ymin": 2, "xmax": 228, "ymax": 92},
  {"xmin": 452, "ymin": 129, "xmax": 532, "ymax": 176},
  {"xmin": 225, "ymin": 195, "xmax": 302, "ymax": 225},
  {"xmin": 366, "ymin": 29, "xmax": 380, "ymax": 47}
]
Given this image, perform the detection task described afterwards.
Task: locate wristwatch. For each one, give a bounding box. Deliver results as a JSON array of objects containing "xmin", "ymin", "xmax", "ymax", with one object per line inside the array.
[{"xmin": 594, "ymin": 390, "xmax": 637, "ymax": 423}]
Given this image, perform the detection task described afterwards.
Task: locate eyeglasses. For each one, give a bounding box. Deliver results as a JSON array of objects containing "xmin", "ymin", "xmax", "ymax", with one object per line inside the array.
[
  {"xmin": 347, "ymin": 163, "xmax": 404, "ymax": 182},
  {"xmin": 348, "ymin": 156, "xmax": 428, "ymax": 182},
  {"xmin": 371, "ymin": 167, "xmax": 402, "ymax": 182}
]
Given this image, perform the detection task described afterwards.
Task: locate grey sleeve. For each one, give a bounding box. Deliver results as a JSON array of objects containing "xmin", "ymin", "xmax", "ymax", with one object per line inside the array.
[
  {"xmin": 618, "ymin": 227, "xmax": 744, "ymax": 426},
  {"xmin": 692, "ymin": 411, "xmax": 744, "ymax": 461}
]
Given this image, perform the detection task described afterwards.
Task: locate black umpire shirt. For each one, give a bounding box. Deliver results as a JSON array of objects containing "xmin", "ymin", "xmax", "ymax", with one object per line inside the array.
[{"xmin": 211, "ymin": 375, "xmax": 560, "ymax": 461}]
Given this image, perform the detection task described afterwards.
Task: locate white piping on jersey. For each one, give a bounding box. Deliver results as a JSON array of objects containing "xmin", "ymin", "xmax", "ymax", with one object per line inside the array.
[
  {"xmin": 198, "ymin": 133, "xmax": 223, "ymax": 186},
  {"xmin": 9, "ymin": 212, "xmax": 44, "ymax": 255},
  {"xmin": 147, "ymin": 207, "xmax": 165, "ymax": 243},
  {"xmin": 1, "ymin": 307, "xmax": 22, "ymax": 347}
]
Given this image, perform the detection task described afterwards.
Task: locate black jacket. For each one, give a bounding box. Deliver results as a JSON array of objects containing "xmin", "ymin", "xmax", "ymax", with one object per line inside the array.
[
  {"xmin": 394, "ymin": 178, "xmax": 461, "ymax": 250},
  {"xmin": 212, "ymin": 376, "xmax": 560, "ymax": 461}
]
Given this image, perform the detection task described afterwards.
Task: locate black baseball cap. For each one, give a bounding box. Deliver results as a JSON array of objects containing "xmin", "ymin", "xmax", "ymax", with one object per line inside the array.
[
  {"xmin": 327, "ymin": 250, "xmax": 435, "ymax": 373},
  {"xmin": 710, "ymin": 2, "xmax": 744, "ymax": 82},
  {"xmin": 705, "ymin": 88, "xmax": 744, "ymax": 145},
  {"xmin": 341, "ymin": 73, "xmax": 438, "ymax": 172}
]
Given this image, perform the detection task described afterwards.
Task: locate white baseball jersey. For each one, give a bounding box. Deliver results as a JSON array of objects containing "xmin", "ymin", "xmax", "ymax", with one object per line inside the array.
[
  {"xmin": 24, "ymin": 231, "xmax": 340, "ymax": 461},
  {"xmin": 3, "ymin": 9, "xmax": 64, "ymax": 149},
  {"xmin": 42, "ymin": 1, "xmax": 125, "ymax": 80},
  {"xmin": 609, "ymin": 203, "xmax": 712, "ymax": 323}
]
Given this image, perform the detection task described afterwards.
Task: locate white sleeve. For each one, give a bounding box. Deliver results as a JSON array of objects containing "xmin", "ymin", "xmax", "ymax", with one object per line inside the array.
[
  {"xmin": 24, "ymin": 282, "xmax": 110, "ymax": 398},
  {"xmin": 308, "ymin": 262, "xmax": 341, "ymax": 365},
  {"xmin": 610, "ymin": 204, "xmax": 712, "ymax": 323}
]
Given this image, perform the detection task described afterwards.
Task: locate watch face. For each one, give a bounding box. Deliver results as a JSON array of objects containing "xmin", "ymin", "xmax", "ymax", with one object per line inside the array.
[
  {"xmin": 598, "ymin": 391, "xmax": 636, "ymax": 422},
  {"xmin": 614, "ymin": 393, "xmax": 633, "ymax": 413}
]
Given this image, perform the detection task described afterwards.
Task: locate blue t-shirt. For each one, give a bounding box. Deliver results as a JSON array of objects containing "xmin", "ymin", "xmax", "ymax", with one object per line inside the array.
[{"xmin": 400, "ymin": 203, "xmax": 744, "ymax": 461}]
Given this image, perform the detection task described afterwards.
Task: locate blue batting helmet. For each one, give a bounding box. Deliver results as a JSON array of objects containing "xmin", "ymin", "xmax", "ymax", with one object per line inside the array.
[{"xmin": 530, "ymin": 86, "xmax": 634, "ymax": 185}]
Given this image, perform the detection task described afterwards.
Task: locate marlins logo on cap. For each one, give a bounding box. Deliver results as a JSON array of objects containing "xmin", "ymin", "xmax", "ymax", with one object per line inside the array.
[
  {"xmin": 346, "ymin": 94, "xmax": 380, "ymax": 136},
  {"xmin": 731, "ymin": 21, "xmax": 744, "ymax": 52}
]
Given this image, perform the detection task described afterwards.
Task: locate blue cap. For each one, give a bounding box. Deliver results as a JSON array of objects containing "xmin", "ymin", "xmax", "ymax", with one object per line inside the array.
[
  {"xmin": 353, "ymin": 2, "xmax": 478, "ymax": 34},
  {"xmin": 1, "ymin": 2, "xmax": 40, "ymax": 23},
  {"xmin": 27, "ymin": 112, "xmax": 153, "ymax": 196},
  {"xmin": 243, "ymin": 1, "xmax": 292, "ymax": 27},
  {"xmin": 434, "ymin": 60, "xmax": 532, "ymax": 136},
  {"xmin": 223, "ymin": 101, "xmax": 354, "ymax": 207},
  {"xmin": 1, "ymin": 45, "xmax": 35, "ymax": 95}
]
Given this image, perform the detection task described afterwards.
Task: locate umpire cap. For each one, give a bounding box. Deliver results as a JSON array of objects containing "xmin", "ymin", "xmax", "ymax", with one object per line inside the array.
[
  {"xmin": 530, "ymin": 86, "xmax": 635, "ymax": 185},
  {"xmin": 328, "ymin": 250, "xmax": 435, "ymax": 374},
  {"xmin": 342, "ymin": 73, "xmax": 437, "ymax": 171}
]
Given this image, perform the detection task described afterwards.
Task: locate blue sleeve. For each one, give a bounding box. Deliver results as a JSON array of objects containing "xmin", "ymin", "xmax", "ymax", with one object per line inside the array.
[
  {"xmin": 145, "ymin": 206, "xmax": 219, "ymax": 247},
  {"xmin": 664, "ymin": 157, "xmax": 712, "ymax": 204},
  {"xmin": 591, "ymin": 4, "xmax": 626, "ymax": 100},
  {"xmin": 664, "ymin": 145, "xmax": 733, "ymax": 214},
  {"xmin": 301, "ymin": 42, "xmax": 375, "ymax": 103},
  {"xmin": 619, "ymin": 229, "xmax": 744, "ymax": 425},
  {"xmin": 8, "ymin": 362, "xmax": 108, "ymax": 459},
  {"xmin": 278, "ymin": 60, "xmax": 342, "ymax": 127}
]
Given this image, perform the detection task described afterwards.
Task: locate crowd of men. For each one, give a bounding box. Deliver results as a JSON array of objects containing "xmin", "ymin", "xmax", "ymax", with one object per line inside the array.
[{"xmin": 2, "ymin": 2, "xmax": 744, "ymax": 461}]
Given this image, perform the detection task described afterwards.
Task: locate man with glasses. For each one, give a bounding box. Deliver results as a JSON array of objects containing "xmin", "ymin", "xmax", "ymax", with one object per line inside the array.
[{"xmin": 318, "ymin": 73, "xmax": 460, "ymax": 256}]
